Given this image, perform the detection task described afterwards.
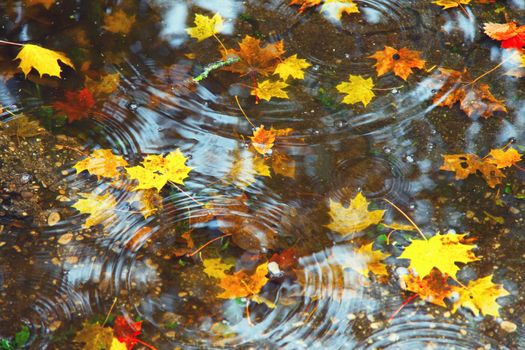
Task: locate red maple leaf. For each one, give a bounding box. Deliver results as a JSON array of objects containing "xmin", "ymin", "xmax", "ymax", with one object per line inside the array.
[
  {"xmin": 53, "ymin": 87, "xmax": 95, "ymax": 123},
  {"xmin": 114, "ymin": 316, "xmax": 142, "ymax": 350},
  {"xmin": 269, "ymin": 248, "xmax": 298, "ymax": 269}
]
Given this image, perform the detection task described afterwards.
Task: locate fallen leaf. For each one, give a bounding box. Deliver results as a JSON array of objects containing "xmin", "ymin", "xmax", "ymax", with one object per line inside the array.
[
  {"xmin": 431, "ymin": 68, "xmax": 507, "ymax": 118},
  {"xmin": 125, "ymin": 149, "xmax": 192, "ymax": 192},
  {"xmin": 369, "ymin": 46, "xmax": 425, "ymax": 80},
  {"xmin": 487, "ymin": 147, "xmax": 522, "ymax": 169},
  {"xmin": 203, "ymin": 258, "xmax": 234, "ymax": 279},
  {"xmin": 173, "ymin": 230, "xmax": 195, "ymax": 257},
  {"xmin": 401, "ymin": 268, "xmax": 454, "ymax": 307},
  {"xmin": 289, "ymin": 0, "xmax": 321, "ymax": 12},
  {"xmin": 432, "ymin": 0, "xmax": 471, "ymax": 9},
  {"xmin": 336, "ymin": 74, "xmax": 375, "ymax": 107},
  {"xmin": 227, "ymin": 149, "xmax": 271, "ymax": 188},
  {"xmin": 217, "ymin": 262, "xmax": 269, "ymax": 299},
  {"xmin": 113, "ymin": 316, "xmax": 142, "ymax": 350},
  {"xmin": 74, "ymin": 323, "xmax": 113, "ymax": 350},
  {"xmin": 110, "ymin": 338, "xmax": 127, "ymax": 350},
  {"xmin": 24, "ymin": 0, "xmax": 55, "ymax": 9},
  {"xmin": 321, "ymin": 0, "xmax": 360, "ymax": 21},
  {"xmin": 53, "ymin": 87, "xmax": 96, "ymax": 123},
  {"xmin": 0, "ymin": 115, "xmax": 46, "ymax": 138},
  {"xmin": 250, "ymin": 125, "xmax": 276, "ymax": 155},
  {"xmin": 186, "ymin": 13, "xmax": 224, "ymax": 42},
  {"xmin": 15, "ymin": 44, "xmax": 74, "ymax": 78},
  {"xmin": 85, "ymin": 73, "xmax": 120, "ymax": 98},
  {"xmin": 452, "ymin": 275, "xmax": 510, "ymax": 317},
  {"xmin": 484, "ymin": 22, "xmax": 525, "ymax": 49},
  {"xmin": 72, "ymin": 192, "xmax": 117, "ymax": 228},
  {"xmin": 326, "ymin": 192, "xmax": 385, "ymax": 236},
  {"xmin": 383, "ymin": 222, "xmax": 416, "ymax": 231},
  {"xmin": 103, "ymin": 10, "xmax": 136, "ymax": 34},
  {"xmin": 222, "ymin": 35, "xmax": 285, "ymax": 76},
  {"xmin": 271, "ymin": 151, "xmax": 296, "ymax": 178},
  {"xmin": 251, "ymin": 79, "xmax": 289, "ymax": 102},
  {"xmin": 74, "ymin": 149, "xmax": 128, "ymax": 179},
  {"xmin": 440, "ymin": 153, "xmax": 505, "ymax": 188},
  {"xmin": 274, "ymin": 54, "xmax": 311, "ymax": 80},
  {"xmin": 398, "ymin": 232, "xmax": 479, "ymax": 277},
  {"xmin": 126, "ymin": 226, "xmax": 153, "ymax": 251},
  {"xmin": 135, "ymin": 189, "xmax": 164, "ymax": 218},
  {"xmin": 354, "ymin": 242, "xmax": 390, "ymax": 278}
]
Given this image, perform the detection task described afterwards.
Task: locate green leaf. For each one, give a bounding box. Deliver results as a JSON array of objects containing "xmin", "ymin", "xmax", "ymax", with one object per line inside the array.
[
  {"xmin": 14, "ymin": 326, "xmax": 29, "ymax": 348},
  {"xmin": 0, "ymin": 339, "xmax": 13, "ymax": 350}
]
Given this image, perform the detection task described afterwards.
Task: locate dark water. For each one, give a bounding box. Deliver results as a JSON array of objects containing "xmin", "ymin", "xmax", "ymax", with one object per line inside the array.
[{"xmin": 0, "ymin": 0, "xmax": 525, "ymax": 349}]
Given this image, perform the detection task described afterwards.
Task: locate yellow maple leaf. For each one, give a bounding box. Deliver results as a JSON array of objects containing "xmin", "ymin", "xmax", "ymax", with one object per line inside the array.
[
  {"xmin": 110, "ymin": 338, "xmax": 128, "ymax": 350},
  {"xmin": 251, "ymin": 79, "xmax": 289, "ymax": 102},
  {"xmin": 103, "ymin": 10, "xmax": 136, "ymax": 34},
  {"xmin": 452, "ymin": 275, "xmax": 509, "ymax": 317},
  {"xmin": 336, "ymin": 74, "xmax": 375, "ymax": 107},
  {"xmin": 487, "ymin": 147, "xmax": 522, "ymax": 169},
  {"xmin": 74, "ymin": 149, "xmax": 128, "ymax": 179},
  {"xmin": 203, "ymin": 258, "xmax": 234, "ymax": 279},
  {"xmin": 227, "ymin": 149, "xmax": 271, "ymax": 188},
  {"xmin": 24, "ymin": 0, "xmax": 55, "ymax": 9},
  {"xmin": 432, "ymin": 0, "xmax": 471, "ymax": 9},
  {"xmin": 321, "ymin": 0, "xmax": 360, "ymax": 21},
  {"xmin": 399, "ymin": 232, "xmax": 479, "ymax": 277},
  {"xmin": 325, "ymin": 192, "xmax": 385, "ymax": 236},
  {"xmin": 74, "ymin": 322, "xmax": 113, "ymax": 350},
  {"xmin": 15, "ymin": 44, "xmax": 74, "ymax": 78},
  {"xmin": 250, "ymin": 125, "xmax": 276, "ymax": 155},
  {"xmin": 72, "ymin": 192, "xmax": 117, "ymax": 228},
  {"xmin": 217, "ymin": 262, "xmax": 269, "ymax": 299},
  {"xmin": 354, "ymin": 242, "xmax": 390, "ymax": 277},
  {"xmin": 125, "ymin": 149, "xmax": 192, "ymax": 192},
  {"xmin": 186, "ymin": 13, "xmax": 224, "ymax": 42},
  {"xmin": 274, "ymin": 54, "xmax": 311, "ymax": 80}
]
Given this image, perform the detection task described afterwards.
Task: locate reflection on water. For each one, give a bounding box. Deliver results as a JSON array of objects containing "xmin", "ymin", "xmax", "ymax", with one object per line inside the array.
[{"xmin": 0, "ymin": 0, "xmax": 524, "ymax": 349}]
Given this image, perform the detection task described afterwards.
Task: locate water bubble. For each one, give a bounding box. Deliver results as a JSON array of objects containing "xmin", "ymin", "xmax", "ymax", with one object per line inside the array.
[
  {"xmin": 383, "ymin": 147, "xmax": 392, "ymax": 154},
  {"xmin": 20, "ymin": 173, "xmax": 32, "ymax": 184},
  {"xmin": 128, "ymin": 103, "xmax": 138, "ymax": 110},
  {"xmin": 403, "ymin": 154, "xmax": 415, "ymax": 163}
]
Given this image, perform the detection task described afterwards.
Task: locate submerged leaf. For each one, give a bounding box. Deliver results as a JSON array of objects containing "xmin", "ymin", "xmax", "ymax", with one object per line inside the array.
[
  {"xmin": 321, "ymin": 0, "xmax": 360, "ymax": 21},
  {"xmin": 74, "ymin": 149, "xmax": 128, "ymax": 179},
  {"xmin": 354, "ymin": 243, "xmax": 390, "ymax": 278},
  {"xmin": 103, "ymin": 10, "xmax": 136, "ymax": 34},
  {"xmin": 401, "ymin": 268, "xmax": 454, "ymax": 307},
  {"xmin": 53, "ymin": 88, "xmax": 96, "ymax": 123},
  {"xmin": 72, "ymin": 192, "xmax": 117, "ymax": 228},
  {"xmin": 203, "ymin": 258, "xmax": 234, "ymax": 279},
  {"xmin": 74, "ymin": 323, "xmax": 113, "ymax": 350}
]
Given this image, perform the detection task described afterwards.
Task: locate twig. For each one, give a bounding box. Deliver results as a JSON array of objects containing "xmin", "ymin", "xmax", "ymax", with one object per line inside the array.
[
  {"xmin": 388, "ymin": 293, "xmax": 418, "ymax": 322},
  {"xmin": 213, "ymin": 34, "xmax": 229, "ymax": 54},
  {"xmin": 0, "ymin": 40, "xmax": 23, "ymax": 47},
  {"xmin": 383, "ymin": 198, "xmax": 427, "ymax": 240},
  {"xmin": 187, "ymin": 233, "xmax": 232, "ymax": 257},
  {"xmin": 467, "ymin": 51, "xmax": 519, "ymax": 86},
  {"xmin": 102, "ymin": 297, "xmax": 118, "ymax": 326}
]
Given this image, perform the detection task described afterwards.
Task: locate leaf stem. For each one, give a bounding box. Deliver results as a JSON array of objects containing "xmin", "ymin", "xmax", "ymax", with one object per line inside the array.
[
  {"xmin": 234, "ymin": 95, "xmax": 256, "ymax": 128},
  {"xmin": 0, "ymin": 40, "xmax": 23, "ymax": 47},
  {"xmin": 382, "ymin": 198, "xmax": 427, "ymax": 240},
  {"xmin": 388, "ymin": 293, "xmax": 418, "ymax": 322},
  {"xmin": 213, "ymin": 34, "xmax": 228, "ymax": 54},
  {"xmin": 187, "ymin": 233, "xmax": 232, "ymax": 257},
  {"xmin": 102, "ymin": 297, "xmax": 118, "ymax": 326},
  {"xmin": 467, "ymin": 51, "xmax": 519, "ymax": 86},
  {"xmin": 168, "ymin": 181, "xmax": 204, "ymax": 207}
]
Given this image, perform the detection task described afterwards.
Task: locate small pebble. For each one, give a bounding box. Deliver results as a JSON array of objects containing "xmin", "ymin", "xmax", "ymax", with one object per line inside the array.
[
  {"xmin": 500, "ymin": 321, "xmax": 517, "ymax": 333},
  {"xmin": 58, "ymin": 233, "xmax": 73, "ymax": 245},
  {"xmin": 48, "ymin": 212, "xmax": 61, "ymax": 226}
]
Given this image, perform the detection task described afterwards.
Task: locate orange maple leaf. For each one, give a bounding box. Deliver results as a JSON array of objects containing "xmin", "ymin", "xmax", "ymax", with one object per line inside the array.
[
  {"xmin": 250, "ymin": 125, "xmax": 276, "ymax": 155},
  {"xmin": 222, "ymin": 35, "xmax": 285, "ymax": 76},
  {"xmin": 431, "ymin": 68, "xmax": 507, "ymax": 119},
  {"xmin": 369, "ymin": 46, "xmax": 425, "ymax": 80},
  {"xmin": 289, "ymin": 0, "xmax": 321, "ymax": 12},
  {"xmin": 217, "ymin": 262, "xmax": 269, "ymax": 299},
  {"xmin": 487, "ymin": 147, "xmax": 522, "ymax": 169},
  {"xmin": 484, "ymin": 22, "xmax": 525, "ymax": 49},
  {"xmin": 440, "ymin": 153, "xmax": 505, "ymax": 188},
  {"xmin": 401, "ymin": 268, "xmax": 454, "ymax": 308}
]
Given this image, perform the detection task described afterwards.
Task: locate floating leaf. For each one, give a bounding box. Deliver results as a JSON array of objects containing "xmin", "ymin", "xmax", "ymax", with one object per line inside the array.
[
  {"xmin": 203, "ymin": 258, "xmax": 234, "ymax": 279},
  {"xmin": 289, "ymin": 0, "xmax": 321, "ymax": 12},
  {"xmin": 484, "ymin": 22, "xmax": 525, "ymax": 49},
  {"xmin": 217, "ymin": 262, "xmax": 269, "ymax": 299},
  {"xmin": 186, "ymin": 13, "xmax": 224, "ymax": 42},
  {"xmin": 74, "ymin": 149, "xmax": 128, "ymax": 179},
  {"xmin": 53, "ymin": 88, "xmax": 96, "ymax": 123},
  {"xmin": 125, "ymin": 149, "xmax": 192, "ymax": 192},
  {"xmin": 398, "ymin": 232, "xmax": 479, "ymax": 277},
  {"xmin": 354, "ymin": 243, "xmax": 390, "ymax": 278},
  {"xmin": 401, "ymin": 268, "xmax": 454, "ymax": 307},
  {"xmin": 113, "ymin": 316, "xmax": 142, "ymax": 350},
  {"xmin": 74, "ymin": 323, "xmax": 113, "ymax": 350},
  {"xmin": 72, "ymin": 192, "xmax": 117, "ymax": 228},
  {"xmin": 250, "ymin": 125, "xmax": 276, "ymax": 155},
  {"xmin": 452, "ymin": 275, "xmax": 510, "ymax": 317},
  {"xmin": 487, "ymin": 147, "xmax": 522, "ymax": 169},
  {"xmin": 252, "ymin": 79, "xmax": 289, "ymax": 102},
  {"xmin": 274, "ymin": 54, "xmax": 311, "ymax": 80},
  {"xmin": 15, "ymin": 44, "xmax": 74, "ymax": 78},
  {"xmin": 336, "ymin": 74, "xmax": 375, "ymax": 107},
  {"xmin": 369, "ymin": 46, "xmax": 425, "ymax": 80},
  {"xmin": 432, "ymin": 0, "xmax": 471, "ymax": 9},
  {"xmin": 326, "ymin": 192, "xmax": 385, "ymax": 236},
  {"xmin": 440, "ymin": 153, "xmax": 505, "ymax": 188}
]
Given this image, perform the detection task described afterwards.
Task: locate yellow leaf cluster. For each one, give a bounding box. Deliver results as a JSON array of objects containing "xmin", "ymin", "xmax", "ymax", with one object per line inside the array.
[
  {"xmin": 15, "ymin": 44, "xmax": 74, "ymax": 78},
  {"xmin": 74, "ymin": 149, "xmax": 128, "ymax": 179},
  {"xmin": 186, "ymin": 13, "xmax": 224, "ymax": 42},
  {"xmin": 125, "ymin": 149, "xmax": 192, "ymax": 192},
  {"xmin": 326, "ymin": 192, "xmax": 385, "ymax": 236},
  {"xmin": 336, "ymin": 74, "xmax": 375, "ymax": 107}
]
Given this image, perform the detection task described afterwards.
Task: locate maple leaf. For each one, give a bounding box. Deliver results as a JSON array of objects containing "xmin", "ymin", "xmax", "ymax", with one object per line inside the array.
[
  {"xmin": 401, "ymin": 268, "xmax": 454, "ymax": 307},
  {"xmin": 203, "ymin": 258, "xmax": 234, "ymax": 279},
  {"xmin": 85, "ymin": 73, "xmax": 120, "ymax": 98},
  {"xmin": 250, "ymin": 125, "xmax": 276, "ymax": 155},
  {"xmin": 289, "ymin": 0, "xmax": 321, "ymax": 12},
  {"xmin": 274, "ymin": 54, "xmax": 311, "ymax": 80},
  {"xmin": 15, "ymin": 44, "xmax": 74, "ymax": 78},
  {"xmin": 336, "ymin": 74, "xmax": 375, "ymax": 107},
  {"xmin": 431, "ymin": 68, "xmax": 507, "ymax": 118},
  {"xmin": 487, "ymin": 147, "xmax": 522, "ymax": 169},
  {"xmin": 53, "ymin": 88, "xmax": 96, "ymax": 123},
  {"xmin": 369, "ymin": 46, "xmax": 425, "ymax": 80},
  {"xmin": 125, "ymin": 149, "xmax": 192, "ymax": 192},
  {"xmin": 432, "ymin": 0, "xmax": 471, "ymax": 9},
  {"xmin": 251, "ymin": 79, "xmax": 289, "ymax": 102},
  {"xmin": 24, "ymin": 0, "xmax": 55, "ymax": 9},
  {"xmin": 0, "ymin": 115, "xmax": 46, "ymax": 138},
  {"xmin": 227, "ymin": 149, "xmax": 270, "ymax": 188},
  {"xmin": 440, "ymin": 153, "xmax": 505, "ymax": 188},
  {"xmin": 72, "ymin": 192, "xmax": 117, "ymax": 228},
  {"xmin": 186, "ymin": 13, "xmax": 223, "ymax": 42},
  {"xmin": 74, "ymin": 149, "xmax": 128, "ymax": 179},
  {"xmin": 110, "ymin": 338, "xmax": 128, "ymax": 350},
  {"xmin": 222, "ymin": 35, "xmax": 285, "ymax": 76},
  {"xmin": 398, "ymin": 232, "xmax": 479, "ymax": 277},
  {"xmin": 269, "ymin": 248, "xmax": 298, "ymax": 269},
  {"xmin": 74, "ymin": 322, "xmax": 113, "ymax": 350},
  {"xmin": 321, "ymin": 0, "xmax": 360, "ymax": 21},
  {"xmin": 103, "ymin": 10, "xmax": 136, "ymax": 34},
  {"xmin": 453, "ymin": 275, "xmax": 510, "ymax": 317},
  {"xmin": 113, "ymin": 316, "xmax": 142, "ymax": 350},
  {"xmin": 484, "ymin": 22, "xmax": 525, "ymax": 49},
  {"xmin": 217, "ymin": 262, "xmax": 269, "ymax": 299},
  {"xmin": 354, "ymin": 243, "xmax": 390, "ymax": 278},
  {"xmin": 325, "ymin": 192, "xmax": 385, "ymax": 237}
]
